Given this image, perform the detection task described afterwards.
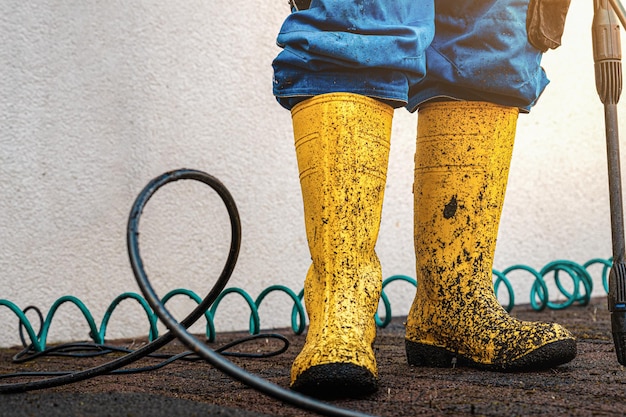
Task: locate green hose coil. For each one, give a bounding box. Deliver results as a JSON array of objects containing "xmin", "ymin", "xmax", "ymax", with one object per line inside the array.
[{"xmin": 1, "ymin": 258, "xmax": 610, "ymax": 352}]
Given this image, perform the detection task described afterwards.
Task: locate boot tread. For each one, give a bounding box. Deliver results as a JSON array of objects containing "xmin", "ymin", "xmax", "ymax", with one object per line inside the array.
[
  {"xmin": 405, "ymin": 338, "xmax": 577, "ymax": 372},
  {"xmin": 291, "ymin": 363, "xmax": 378, "ymax": 398}
]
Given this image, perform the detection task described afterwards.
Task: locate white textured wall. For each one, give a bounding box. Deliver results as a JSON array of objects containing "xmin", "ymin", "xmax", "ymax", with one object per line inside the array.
[{"xmin": 0, "ymin": 1, "xmax": 622, "ymax": 347}]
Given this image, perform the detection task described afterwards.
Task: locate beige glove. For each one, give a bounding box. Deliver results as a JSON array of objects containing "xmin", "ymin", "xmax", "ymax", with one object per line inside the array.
[
  {"xmin": 527, "ymin": 0, "xmax": 572, "ymax": 52},
  {"xmin": 289, "ymin": 0, "xmax": 311, "ymax": 11}
]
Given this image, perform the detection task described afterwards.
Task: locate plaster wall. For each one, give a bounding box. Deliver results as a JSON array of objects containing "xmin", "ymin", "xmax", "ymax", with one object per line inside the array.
[{"xmin": 0, "ymin": 1, "xmax": 621, "ymax": 347}]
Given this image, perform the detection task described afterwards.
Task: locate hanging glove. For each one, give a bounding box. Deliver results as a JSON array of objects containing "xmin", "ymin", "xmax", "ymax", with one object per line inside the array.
[
  {"xmin": 527, "ymin": 0, "xmax": 572, "ymax": 52},
  {"xmin": 289, "ymin": 0, "xmax": 311, "ymax": 11}
]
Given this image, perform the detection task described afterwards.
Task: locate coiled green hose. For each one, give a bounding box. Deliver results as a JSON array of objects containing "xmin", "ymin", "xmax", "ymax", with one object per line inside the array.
[{"xmin": 0, "ymin": 256, "xmax": 610, "ymax": 353}]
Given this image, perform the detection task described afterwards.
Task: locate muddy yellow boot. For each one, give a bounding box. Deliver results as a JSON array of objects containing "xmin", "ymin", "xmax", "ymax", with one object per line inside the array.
[
  {"xmin": 290, "ymin": 93, "xmax": 393, "ymax": 397},
  {"xmin": 405, "ymin": 101, "xmax": 576, "ymax": 371}
]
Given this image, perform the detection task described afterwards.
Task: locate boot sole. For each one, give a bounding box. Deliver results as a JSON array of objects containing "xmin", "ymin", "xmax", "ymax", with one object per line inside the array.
[
  {"xmin": 405, "ymin": 338, "xmax": 577, "ymax": 372},
  {"xmin": 291, "ymin": 363, "xmax": 378, "ymax": 398}
]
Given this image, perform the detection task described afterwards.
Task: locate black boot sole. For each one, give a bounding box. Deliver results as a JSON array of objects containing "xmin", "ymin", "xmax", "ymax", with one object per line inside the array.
[
  {"xmin": 291, "ymin": 363, "xmax": 378, "ymax": 398},
  {"xmin": 405, "ymin": 338, "xmax": 577, "ymax": 372}
]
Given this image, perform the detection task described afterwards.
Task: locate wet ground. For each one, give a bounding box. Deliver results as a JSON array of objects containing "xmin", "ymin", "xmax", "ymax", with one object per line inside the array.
[{"xmin": 0, "ymin": 297, "xmax": 624, "ymax": 416}]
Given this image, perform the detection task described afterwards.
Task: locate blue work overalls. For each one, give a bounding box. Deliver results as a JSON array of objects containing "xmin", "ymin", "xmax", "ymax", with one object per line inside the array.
[{"xmin": 273, "ymin": 0, "xmax": 548, "ymax": 112}]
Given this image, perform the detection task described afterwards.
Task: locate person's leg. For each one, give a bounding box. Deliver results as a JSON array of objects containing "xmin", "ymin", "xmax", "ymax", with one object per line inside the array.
[
  {"xmin": 405, "ymin": 101, "xmax": 576, "ymax": 370},
  {"xmin": 274, "ymin": 0, "xmax": 435, "ymax": 396},
  {"xmin": 404, "ymin": 0, "xmax": 576, "ymax": 371}
]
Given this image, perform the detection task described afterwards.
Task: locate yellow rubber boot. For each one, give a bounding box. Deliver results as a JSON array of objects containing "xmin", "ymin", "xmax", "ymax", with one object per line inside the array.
[
  {"xmin": 290, "ymin": 93, "xmax": 393, "ymax": 397},
  {"xmin": 405, "ymin": 101, "xmax": 577, "ymax": 371}
]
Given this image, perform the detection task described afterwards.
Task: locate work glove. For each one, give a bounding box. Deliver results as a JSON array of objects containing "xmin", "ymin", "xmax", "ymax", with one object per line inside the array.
[
  {"xmin": 527, "ymin": 0, "xmax": 572, "ymax": 51},
  {"xmin": 289, "ymin": 0, "xmax": 311, "ymax": 11}
]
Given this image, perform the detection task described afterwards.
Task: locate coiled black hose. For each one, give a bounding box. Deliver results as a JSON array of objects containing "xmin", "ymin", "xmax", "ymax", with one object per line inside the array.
[{"xmin": 127, "ymin": 169, "xmax": 374, "ymax": 417}]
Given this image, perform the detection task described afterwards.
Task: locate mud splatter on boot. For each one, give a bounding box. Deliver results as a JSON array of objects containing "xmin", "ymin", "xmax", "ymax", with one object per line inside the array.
[
  {"xmin": 405, "ymin": 101, "xmax": 576, "ymax": 371},
  {"xmin": 290, "ymin": 93, "xmax": 393, "ymax": 396}
]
